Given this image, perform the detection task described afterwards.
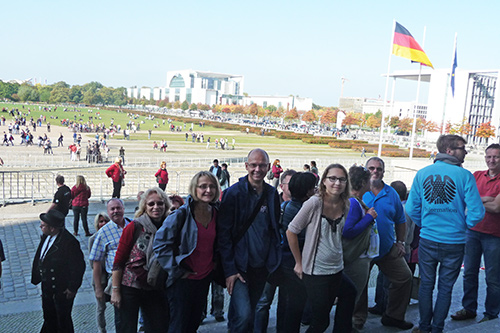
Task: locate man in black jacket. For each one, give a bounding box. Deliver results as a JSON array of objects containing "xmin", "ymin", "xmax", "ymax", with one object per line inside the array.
[{"xmin": 32, "ymin": 210, "xmax": 85, "ymax": 332}]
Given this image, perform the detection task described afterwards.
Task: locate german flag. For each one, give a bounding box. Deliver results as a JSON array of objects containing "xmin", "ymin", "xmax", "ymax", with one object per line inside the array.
[{"xmin": 393, "ymin": 22, "xmax": 434, "ymax": 68}]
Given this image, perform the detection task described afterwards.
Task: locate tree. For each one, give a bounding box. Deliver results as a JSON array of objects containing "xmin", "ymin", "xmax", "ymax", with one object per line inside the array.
[
  {"xmin": 189, "ymin": 103, "xmax": 197, "ymax": 110},
  {"xmin": 284, "ymin": 108, "xmax": 299, "ymax": 121},
  {"xmin": 248, "ymin": 103, "xmax": 259, "ymax": 116},
  {"xmin": 342, "ymin": 111, "xmax": 363, "ymax": 128},
  {"xmin": 173, "ymin": 100, "xmax": 181, "ymax": 109},
  {"xmin": 389, "ymin": 116, "xmax": 400, "ymax": 128},
  {"xmin": 367, "ymin": 115, "xmax": 381, "ymax": 129},
  {"xmin": 454, "ymin": 117, "xmax": 472, "ymax": 135},
  {"xmin": 181, "ymin": 100, "xmax": 189, "ymax": 111},
  {"xmin": 321, "ymin": 109, "xmax": 336, "ymax": 125},
  {"xmin": 69, "ymin": 85, "xmax": 83, "ymax": 104},
  {"xmin": 423, "ymin": 120, "xmax": 440, "ymax": 133},
  {"xmin": 475, "ymin": 122, "xmax": 495, "ymax": 143},
  {"xmin": 398, "ymin": 117, "xmax": 413, "ymax": 132},
  {"xmin": 18, "ymin": 85, "xmax": 36, "ymax": 102},
  {"xmin": 302, "ymin": 110, "xmax": 318, "ymax": 123},
  {"xmin": 37, "ymin": 86, "xmax": 52, "ymax": 103},
  {"xmin": 222, "ymin": 107, "xmax": 231, "ymax": 113},
  {"xmin": 50, "ymin": 86, "xmax": 70, "ymax": 103}
]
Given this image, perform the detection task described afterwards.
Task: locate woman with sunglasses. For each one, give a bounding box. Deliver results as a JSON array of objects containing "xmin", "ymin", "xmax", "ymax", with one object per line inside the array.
[
  {"xmin": 286, "ymin": 163, "xmax": 356, "ymax": 332},
  {"xmin": 111, "ymin": 187, "xmax": 171, "ymax": 332},
  {"xmin": 154, "ymin": 171, "xmax": 220, "ymax": 333}
]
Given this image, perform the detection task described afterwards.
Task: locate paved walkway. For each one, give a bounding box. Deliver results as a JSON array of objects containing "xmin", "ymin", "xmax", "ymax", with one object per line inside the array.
[{"xmin": 1, "ymin": 201, "xmax": 499, "ymax": 332}]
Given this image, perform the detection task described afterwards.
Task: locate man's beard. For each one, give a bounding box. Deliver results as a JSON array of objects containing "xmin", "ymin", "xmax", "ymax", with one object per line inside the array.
[{"xmin": 371, "ymin": 179, "xmax": 384, "ymax": 189}]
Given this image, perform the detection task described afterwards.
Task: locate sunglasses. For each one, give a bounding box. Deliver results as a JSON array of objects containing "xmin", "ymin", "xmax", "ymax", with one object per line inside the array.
[{"xmin": 147, "ymin": 201, "xmax": 165, "ymax": 207}]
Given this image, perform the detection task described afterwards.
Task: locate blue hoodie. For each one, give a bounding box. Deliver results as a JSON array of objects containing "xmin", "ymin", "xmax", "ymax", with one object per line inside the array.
[{"xmin": 406, "ymin": 155, "xmax": 485, "ymax": 244}]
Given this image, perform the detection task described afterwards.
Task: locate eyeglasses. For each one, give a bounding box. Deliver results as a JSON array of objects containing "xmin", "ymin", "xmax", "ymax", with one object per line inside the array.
[
  {"xmin": 452, "ymin": 146, "xmax": 467, "ymax": 152},
  {"xmin": 147, "ymin": 201, "xmax": 165, "ymax": 207},
  {"xmin": 368, "ymin": 166, "xmax": 383, "ymax": 172},
  {"xmin": 326, "ymin": 176, "xmax": 347, "ymax": 184},
  {"xmin": 247, "ymin": 163, "xmax": 268, "ymax": 169},
  {"xmin": 197, "ymin": 184, "xmax": 217, "ymax": 190}
]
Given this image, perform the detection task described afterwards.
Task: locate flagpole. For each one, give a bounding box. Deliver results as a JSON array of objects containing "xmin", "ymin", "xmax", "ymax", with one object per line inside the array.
[
  {"xmin": 409, "ymin": 26, "xmax": 427, "ymax": 160},
  {"xmin": 440, "ymin": 34, "xmax": 457, "ymax": 134},
  {"xmin": 378, "ymin": 19, "xmax": 396, "ymax": 157}
]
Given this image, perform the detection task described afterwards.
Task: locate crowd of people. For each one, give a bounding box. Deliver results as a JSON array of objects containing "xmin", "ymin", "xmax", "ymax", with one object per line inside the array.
[{"xmin": 22, "ymin": 133, "xmax": 500, "ymax": 333}]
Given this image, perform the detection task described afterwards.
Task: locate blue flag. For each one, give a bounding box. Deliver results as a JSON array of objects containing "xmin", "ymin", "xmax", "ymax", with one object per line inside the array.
[{"xmin": 451, "ymin": 47, "xmax": 457, "ymax": 97}]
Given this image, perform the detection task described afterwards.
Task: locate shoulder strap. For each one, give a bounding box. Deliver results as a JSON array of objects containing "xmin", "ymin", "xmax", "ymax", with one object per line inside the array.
[{"xmin": 233, "ymin": 190, "xmax": 267, "ymax": 244}]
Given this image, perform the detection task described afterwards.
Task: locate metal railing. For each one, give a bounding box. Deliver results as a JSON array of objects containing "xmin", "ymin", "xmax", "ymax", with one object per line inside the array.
[{"xmin": 0, "ymin": 158, "xmax": 421, "ymax": 206}]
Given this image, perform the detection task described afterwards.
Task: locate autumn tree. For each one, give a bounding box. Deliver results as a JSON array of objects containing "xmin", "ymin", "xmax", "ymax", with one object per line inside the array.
[
  {"xmin": 302, "ymin": 110, "xmax": 318, "ymax": 123},
  {"xmin": 423, "ymin": 120, "xmax": 440, "ymax": 133},
  {"xmin": 271, "ymin": 106, "xmax": 284, "ymax": 118},
  {"xmin": 285, "ymin": 107, "xmax": 299, "ymax": 121},
  {"xmin": 367, "ymin": 115, "xmax": 381, "ymax": 129},
  {"xmin": 398, "ymin": 117, "xmax": 413, "ymax": 132},
  {"xmin": 475, "ymin": 122, "xmax": 496, "ymax": 144},
  {"xmin": 321, "ymin": 109, "xmax": 336, "ymax": 125},
  {"xmin": 389, "ymin": 116, "xmax": 400, "ymax": 128},
  {"xmin": 342, "ymin": 112, "xmax": 363, "ymax": 128},
  {"xmin": 247, "ymin": 103, "xmax": 259, "ymax": 116}
]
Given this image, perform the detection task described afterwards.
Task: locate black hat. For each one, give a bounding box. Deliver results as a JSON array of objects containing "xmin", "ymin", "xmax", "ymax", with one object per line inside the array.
[{"xmin": 40, "ymin": 210, "xmax": 66, "ymax": 228}]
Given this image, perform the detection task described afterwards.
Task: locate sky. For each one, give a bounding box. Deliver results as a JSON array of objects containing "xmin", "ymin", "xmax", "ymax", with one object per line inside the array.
[{"xmin": 2, "ymin": 0, "xmax": 499, "ymax": 107}]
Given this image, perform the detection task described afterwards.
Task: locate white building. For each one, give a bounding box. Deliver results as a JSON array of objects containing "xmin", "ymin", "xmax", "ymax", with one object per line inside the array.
[
  {"xmin": 127, "ymin": 69, "xmax": 314, "ymax": 110},
  {"xmin": 242, "ymin": 95, "xmax": 313, "ymax": 111},
  {"xmin": 339, "ymin": 97, "xmax": 427, "ymax": 119},
  {"xmin": 388, "ymin": 68, "xmax": 499, "ymax": 143},
  {"xmin": 165, "ymin": 69, "xmax": 244, "ymax": 106}
]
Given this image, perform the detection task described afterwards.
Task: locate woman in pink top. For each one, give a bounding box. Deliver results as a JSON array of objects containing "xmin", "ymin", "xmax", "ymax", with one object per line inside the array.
[
  {"xmin": 154, "ymin": 171, "xmax": 221, "ymax": 333},
  {"xmin": 71, "ymin": 175, "xmax": 92, "ymax": 236},
  {"xmin": 271, "ymin": 159, "xmax": 283, "ymax": 188}
]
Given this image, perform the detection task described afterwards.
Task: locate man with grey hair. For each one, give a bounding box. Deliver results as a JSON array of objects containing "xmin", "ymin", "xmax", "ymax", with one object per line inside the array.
[
  {"xmin": 89, "ymin": 198, "xmax": 131, "ymax": 332},
  {"xmin": 354, "ymin": 156, "xmax": 413, "ymax": 330},
  {"xmin": 218, "ymin": 148, "xmax": 282, "ymax": 332}
]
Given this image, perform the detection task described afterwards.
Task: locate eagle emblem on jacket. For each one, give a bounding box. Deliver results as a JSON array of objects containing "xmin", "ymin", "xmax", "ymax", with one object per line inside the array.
[{"xmin": 423, "ymin": 175, "xmax": 456, "ymax": 204}]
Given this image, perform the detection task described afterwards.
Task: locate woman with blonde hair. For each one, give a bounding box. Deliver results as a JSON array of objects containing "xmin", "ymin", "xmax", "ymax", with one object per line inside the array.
[
  {"xmin": 287, "ymin": 163, "xmax": 357, "ymax": 332},
  {"xmin": 154, "ymin": 171, "xmax": 221, "ymax": 332},
  {"xmin": 111, "ymin": 187, "xmax": 171, "ymax": 332},
  {"xmin": 155, "ymin": 161, "xmax": 169, "ymax": 191},
  {"xmin": 71, "ymin": 175, "xmax": 92, "ymax": 236},
  {"xmin": 271, "ymin": 159, "xmax": 283, "ymax": 188}
]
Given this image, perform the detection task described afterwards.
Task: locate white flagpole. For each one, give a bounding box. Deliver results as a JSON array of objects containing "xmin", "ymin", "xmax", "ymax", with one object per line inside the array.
[
  {"xmin": 378, "ymin": 20, "xmax": 396, "ymax": 157},
  {"xmin": 441, "ymin": 33, "xmax": 458, "ymax": 134},
  {"xmin": 409, "ymin": 26, "xmax": 427, "ymax": 160}
]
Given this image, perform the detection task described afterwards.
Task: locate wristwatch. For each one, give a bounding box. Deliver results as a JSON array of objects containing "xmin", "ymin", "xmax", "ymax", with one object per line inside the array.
[{"xmin": 397, "ymin": 240, "xmax": 406, "ymax": 246}]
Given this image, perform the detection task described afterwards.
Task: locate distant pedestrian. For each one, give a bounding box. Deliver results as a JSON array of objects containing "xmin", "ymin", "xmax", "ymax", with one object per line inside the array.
[
  {"xmin": 71, "ymin": 175, "xmax": 92, "ymax": 237},
  {"xmin": 155, "ymin": 161, "xmax": 169, "ymax": 191},
  {"xmin": 106, "ymin": 158, "xmax": 126, "ymax": 198},
  {"xmin": 271, "ymin": 159, "xmax": 283, "ymax": 188},
  {"xmin": 361, "ymin": 147, "xmax": 366, "ymax": 157},
  {"xmin": 48, "ymin": 175, "xmax": 72, "ymax": 217},
  {"xmin": 0, "ymin": 239, "xmax": 5, "ymax": 289}
]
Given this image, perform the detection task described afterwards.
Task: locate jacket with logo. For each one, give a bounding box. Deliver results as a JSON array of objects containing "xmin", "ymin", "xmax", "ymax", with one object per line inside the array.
[{"xmin": 406, "ymin": 158, "xmax": 485, "ymax": 244}]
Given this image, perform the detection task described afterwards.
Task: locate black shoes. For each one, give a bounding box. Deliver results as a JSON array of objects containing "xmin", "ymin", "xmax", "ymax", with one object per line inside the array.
[
  {"xmin": 381, "ymin": 314, "xmax": 414, "ymax": 330},
  {"xmin": 450, "ymin": 308, "xmax": 477, "ymax": 321}
]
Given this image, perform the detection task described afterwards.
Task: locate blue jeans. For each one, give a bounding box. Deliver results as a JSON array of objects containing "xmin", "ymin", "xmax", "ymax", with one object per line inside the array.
[
  {"xmin": 228, "ymin": 267, "xmax": 268, "ymax": 333},
  {"xmin": 418, "ymin": 238, "xmax": 464, "ymax": 333},
  {"xmin": 462, "ymin": 229, "xmax": 500, "ymax": 318}
]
